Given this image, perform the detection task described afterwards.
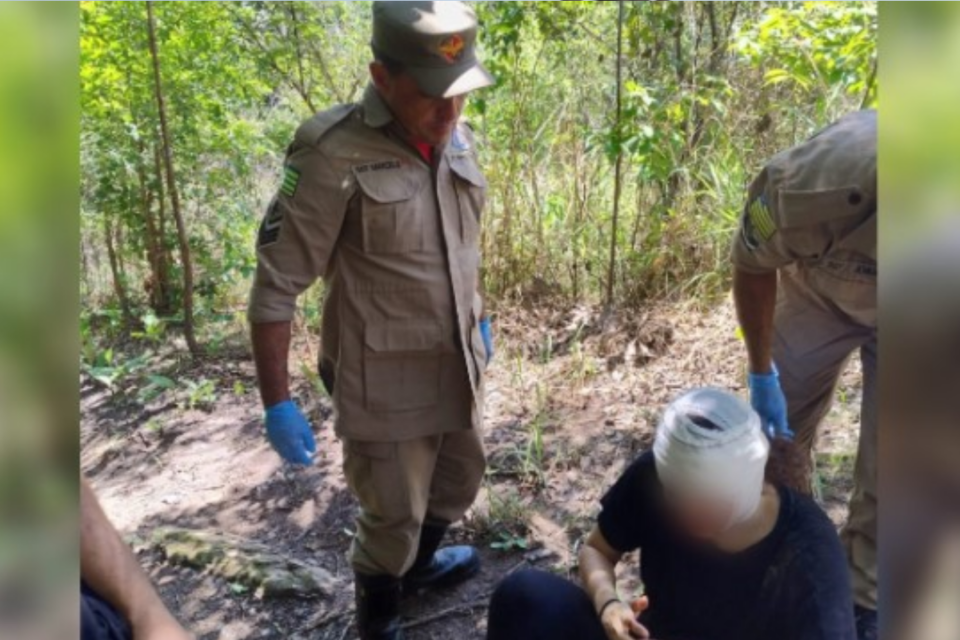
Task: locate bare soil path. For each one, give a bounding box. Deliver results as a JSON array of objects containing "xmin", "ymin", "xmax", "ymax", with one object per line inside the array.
[{"xmin": 81, "ymin": 299, "xmax": 861, "ymax": 639}]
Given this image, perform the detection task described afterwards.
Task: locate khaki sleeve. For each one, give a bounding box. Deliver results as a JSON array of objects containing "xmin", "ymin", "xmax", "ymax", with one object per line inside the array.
[
  {"xmin": 730, "ymin": 169, "xmax": 822, "ymax": 274},
  {"xmin": 248, "ymin": 143, "xmax": 351, "ymax": 323}
]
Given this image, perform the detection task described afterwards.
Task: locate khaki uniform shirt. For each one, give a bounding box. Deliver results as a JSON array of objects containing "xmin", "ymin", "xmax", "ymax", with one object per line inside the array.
[
  {"xmin": 249, "ymin": 86, "xmax": 487, "ymax": 441},
  {"xmin": 732, "ymin": 110, "xmax": 877, "ymax": 327}
]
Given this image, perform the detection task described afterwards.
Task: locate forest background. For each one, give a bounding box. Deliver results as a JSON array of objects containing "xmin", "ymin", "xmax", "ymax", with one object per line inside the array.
[{"xmin": 80, "ymin": 0, "xmax": 877, "ymax": 355}]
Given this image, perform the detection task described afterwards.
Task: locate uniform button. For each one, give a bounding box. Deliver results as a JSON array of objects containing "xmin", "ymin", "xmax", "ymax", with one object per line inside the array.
[{"xmin": 848, "ymin": 191, "xmax": 863, "ymax": 206}]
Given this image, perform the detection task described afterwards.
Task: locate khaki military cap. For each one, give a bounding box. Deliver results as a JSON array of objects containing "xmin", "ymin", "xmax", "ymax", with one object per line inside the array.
[{"xmin": 372, "ymin": 1, "xmax": 494, "ymax": 98}]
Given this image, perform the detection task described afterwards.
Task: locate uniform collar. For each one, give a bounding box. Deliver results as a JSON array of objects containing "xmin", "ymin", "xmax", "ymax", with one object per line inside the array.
[
  {"xmin": 361, "ymin": 84, "xmax": 394, "ymax": 129},
  {"xmin": 361, "ymin": 84, "xmax": 469, "ymax": 160}
]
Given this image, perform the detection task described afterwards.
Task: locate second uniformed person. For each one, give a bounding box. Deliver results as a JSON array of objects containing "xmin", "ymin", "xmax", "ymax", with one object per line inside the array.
[
  {"xmin": 247, "ymin": 3, "xmax": 494, "ymax": 639},
  {"xmin": 731, "ymin": 110, "xmax": 877, "ymax": 640}
]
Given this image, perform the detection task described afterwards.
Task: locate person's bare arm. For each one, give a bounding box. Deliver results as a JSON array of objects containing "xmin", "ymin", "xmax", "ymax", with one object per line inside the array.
[
  {"xmin": 251, "ymin": 321, "xmax": 293, "ymax": 408},
  {"xmin": 580, "ymin": 526, "xmax": 623, "ymax": 613},
  {"xmin": 81, "ymin": 477, "xmax": 191, "ymax": 640},
  {"xmin": 580, "ymin": 526, "xmax": 649, "ymax": 639},
  {"xmin": 733, "ymin": 268, "xmax": 778, "ymax": 374}
]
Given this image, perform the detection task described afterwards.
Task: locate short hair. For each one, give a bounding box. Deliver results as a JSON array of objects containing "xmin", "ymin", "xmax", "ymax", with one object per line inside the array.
[{"xmin": 371, "ymin": 46, "xmax": 406, "ymax": 76}]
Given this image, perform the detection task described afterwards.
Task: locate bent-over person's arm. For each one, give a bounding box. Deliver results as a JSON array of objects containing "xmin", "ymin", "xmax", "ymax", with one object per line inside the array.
[{"xmin": 81, "ymin": 477, "xmax": 192, "ymax": 640}]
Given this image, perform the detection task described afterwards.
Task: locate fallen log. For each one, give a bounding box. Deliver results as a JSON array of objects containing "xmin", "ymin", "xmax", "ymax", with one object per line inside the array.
[{"xmin": 151, "ymin": 526, "xmax": 338, "ymax": 599}]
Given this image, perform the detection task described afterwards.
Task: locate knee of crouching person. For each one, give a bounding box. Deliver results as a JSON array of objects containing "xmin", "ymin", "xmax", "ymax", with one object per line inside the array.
[{"xmin": 490, "ymin": 569, "xmax": 544, "ymax": 612}]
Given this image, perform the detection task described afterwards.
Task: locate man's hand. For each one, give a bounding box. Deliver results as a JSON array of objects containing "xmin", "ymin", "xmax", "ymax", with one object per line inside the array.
[
  {"xmin": 264, "ymin": 400, "xmax": 316, "ymax": 465},
  {"xmin": 479, "ymin": 316, "xmax": 493, "ymax": 364},
  {"xmin": 748, "ymin": 368, "xmax": 793, "ymax": 439},
  {"xmin": 600, "ymin": 600, "xmax": 650, "ymax": 639}
]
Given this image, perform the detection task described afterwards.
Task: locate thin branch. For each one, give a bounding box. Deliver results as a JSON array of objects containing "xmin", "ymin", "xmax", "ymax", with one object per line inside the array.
[
  {"xmin": 399, "ymin": 598, "xmax": 491, "ymax": 631},
  {"xmin": 231, "ymin": 5, "xmax": 317, "ymax": 113},
  {"xmin": 860, "ymin": 56, "xmax": 878, "ymax": 109},
  {"xmin": 286, "ymin": 2, "xmax": 318, "ymax": 112}
]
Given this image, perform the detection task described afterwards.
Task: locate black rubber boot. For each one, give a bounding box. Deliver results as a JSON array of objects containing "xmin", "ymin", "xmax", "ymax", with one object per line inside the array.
[
  {"xmin": 355, "ymin": 572, "xmax": 404, "ymax": 640},
  {"xmin": 403, "ymin": 523, "xmax": 481, "ymax": 594},
  {"xmin": 854, "ymin": 604, "xmax": 877, "ymax": 640}
]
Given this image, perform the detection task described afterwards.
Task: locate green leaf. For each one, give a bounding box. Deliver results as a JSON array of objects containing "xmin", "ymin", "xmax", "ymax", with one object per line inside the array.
[
  {"xmin": 228, "ymin": 582, "xmax": 248, "ymax": 595},
  {"xmin": 147, "ymin": 375, "xmax": 177, "ymax": 389}
]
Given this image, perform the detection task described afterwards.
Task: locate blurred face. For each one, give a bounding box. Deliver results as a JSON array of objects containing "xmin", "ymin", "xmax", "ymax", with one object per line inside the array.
[
  {"xmin": 663, "ymin": 488, "xmax": 737, "ymax": 542},
  {"xmin": 370, "ymin": 61, "xmax": 465, "ymax": 146}
]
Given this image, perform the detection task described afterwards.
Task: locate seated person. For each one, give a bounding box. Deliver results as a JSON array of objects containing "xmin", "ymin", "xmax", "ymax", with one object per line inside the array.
[
  {"xmin": 81, "ymin": 476, "xmax": 192, "ymax": 640},
  {"xmin": 487, "ymin": 387, "xmax": 855, "ymax": 640}
]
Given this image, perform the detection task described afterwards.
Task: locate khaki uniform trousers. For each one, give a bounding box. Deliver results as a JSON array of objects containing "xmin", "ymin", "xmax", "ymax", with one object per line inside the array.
[
  {"xmin": 343, "ymin": 427, "xmax": 486, "ymax": 578},
  {"xmin": 774, "ymin": 268, "xmax": 877, "ymax": 609}
]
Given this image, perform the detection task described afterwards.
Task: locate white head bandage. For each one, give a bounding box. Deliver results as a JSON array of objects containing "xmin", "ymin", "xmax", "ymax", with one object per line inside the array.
[{"xmin": 653, "ymin": 388, "xmax": 770, "ymax": 527}]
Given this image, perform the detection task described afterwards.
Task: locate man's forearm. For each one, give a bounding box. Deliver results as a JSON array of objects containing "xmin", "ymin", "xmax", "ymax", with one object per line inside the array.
[
  {"xmin": 733, "ymin": 268, "xmax": 778, "ymax": 374},
  {"xmin": 251, "ymin": 321, "xmax": 293, "ymax": 408},
  {"xmin": 80, "ymin": 478, "xmax": 182, "ymax": 634}
]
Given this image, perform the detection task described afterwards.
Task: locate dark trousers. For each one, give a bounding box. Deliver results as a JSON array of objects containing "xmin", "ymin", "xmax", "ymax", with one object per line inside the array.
[
  {"xmin": 487, "ymin": 569, "xmax": 607, "ymax": 640},
  {"xmin": 81, "ymin": 581, "xmax": 132, "ymax": 640}
]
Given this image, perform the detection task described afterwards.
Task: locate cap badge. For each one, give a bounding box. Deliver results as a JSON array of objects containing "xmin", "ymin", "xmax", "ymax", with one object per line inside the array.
[{"xmin": 438, "ymin": 34, "xmax": 465, "ymax": 63}]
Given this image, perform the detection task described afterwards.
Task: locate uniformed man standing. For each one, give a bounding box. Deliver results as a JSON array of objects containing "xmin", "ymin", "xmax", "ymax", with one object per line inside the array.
[
  {"xmin": 247, "ymin": 3, "xmax": 494, "ymax": 638},
  {"xmin": 731, "ymin": 110, "xmax": 877, "ymax": 640}
]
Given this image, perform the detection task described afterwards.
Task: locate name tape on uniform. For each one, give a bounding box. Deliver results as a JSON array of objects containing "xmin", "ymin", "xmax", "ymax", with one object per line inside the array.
[{"xmin": 354, "ymin": 159, "xmax": 402, "ymax": 174}]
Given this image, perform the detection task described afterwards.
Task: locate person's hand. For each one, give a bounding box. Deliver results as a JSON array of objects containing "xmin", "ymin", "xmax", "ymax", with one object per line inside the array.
[
  {"xmin": 264, "ymin": 400, "xmax": 316, "ymax": 465},
  {"xmin": 600, "ymin": 600, "xmax": 650, "ymax": 639},
  {"xmin": 479, "ymin": 316, "xmax": 493, "ymax": 364},
  {"xmin": 747, "ymin": 366, "xmax": 794, "ymax": 440}
]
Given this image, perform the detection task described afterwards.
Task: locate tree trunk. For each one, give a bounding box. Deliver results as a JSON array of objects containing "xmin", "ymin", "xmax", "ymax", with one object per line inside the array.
[
  {"xmin": 103, "ymin": 213, "xmax": 132, "ymax": 324},
  {"xmin": 605, "ymin": 0, "xmax": 626, "ymax": 310},
  {"xmin": 137, "ymin": 146, "xmax": 171, "ymax": 315},
  {"xmin": 153, "ymin": 144, "xmax": 175, "ymax": 315},
  {"xmin": 146, "ymin": 0, "xmax": 200, "ymax": 357}
]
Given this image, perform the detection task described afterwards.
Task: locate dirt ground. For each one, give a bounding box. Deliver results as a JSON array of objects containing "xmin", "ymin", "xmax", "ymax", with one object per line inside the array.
[{"xmin": 80, "ymin": 298, "xmax": 862, "ymax": 640}]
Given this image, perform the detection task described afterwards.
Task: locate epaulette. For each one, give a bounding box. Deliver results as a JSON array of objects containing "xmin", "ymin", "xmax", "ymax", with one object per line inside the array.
[{"xmin": 294, "ymin": 103, "xmax": 358, "ymax": 147}]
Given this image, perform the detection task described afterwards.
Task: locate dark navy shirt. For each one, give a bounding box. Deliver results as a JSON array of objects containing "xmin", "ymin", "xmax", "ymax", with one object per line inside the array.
[
  {"xmin": 598, "ymin": 452, "xmax": 856, "ymax": 640},
  {"xmin": 81, "ymin": 581, "xmax": 132, "ymax": 640}
]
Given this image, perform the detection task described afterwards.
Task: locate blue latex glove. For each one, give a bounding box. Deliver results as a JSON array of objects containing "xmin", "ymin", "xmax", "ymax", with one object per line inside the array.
[
  {"xmin": 479, "ymin": 317, "xmax": 493, "ymax": 364},
  {"xmin": 264, "ymin": 400, "xmax": 316, "ymax": 465},
  {"xmin": 748, "ymin": 367, "xmax": 794, "ymax": 440}
]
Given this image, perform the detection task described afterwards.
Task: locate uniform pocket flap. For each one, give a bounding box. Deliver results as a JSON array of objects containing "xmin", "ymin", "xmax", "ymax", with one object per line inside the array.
[
  {"xmin": 353, "ymin": 163, "xmax": 423, "ymax": 204},
  {"xmin": 364, "ymin": 322, "xmax": 442, "ymax": 353},
  {"xmin": 448, "ymin": 155, "xmax": 487, "ymax": 189},
  {"xmin": 778, "ymin": 186, "xmax": 867, "ymax": 229}
]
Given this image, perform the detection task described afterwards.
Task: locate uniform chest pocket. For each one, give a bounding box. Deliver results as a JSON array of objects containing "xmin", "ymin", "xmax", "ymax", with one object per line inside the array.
[
  {"xmin": 807, "ymin": 257, "xmax": 877, "ymax": 326},
  {"xmin": 363, "ymin": 322, "xmax": 442, "ymax": 412},
  {"xmin": 354, "ymin": 165, "xmax": 427, "ymax": 254},
  {"xmin": 778, "ymin": 186, "xmax": 866, "ymax": 260},
  {"xmin": 449, "ymin": 155, "xmax": 486, "ymax": 246}
]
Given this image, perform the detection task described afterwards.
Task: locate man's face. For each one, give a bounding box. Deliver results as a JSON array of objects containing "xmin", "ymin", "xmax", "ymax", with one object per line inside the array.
[{"xmin": 370, "ymin": 62, "xmax": 466, "ymax": 146}]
